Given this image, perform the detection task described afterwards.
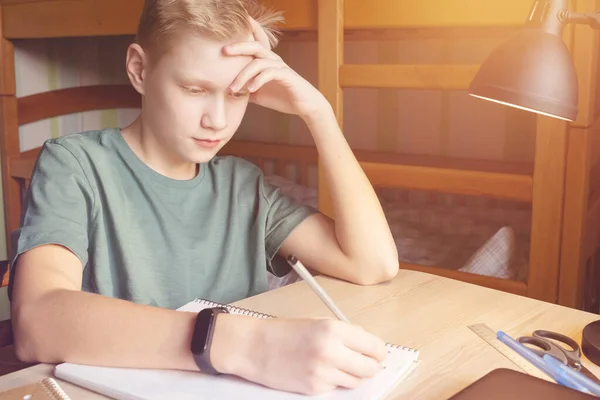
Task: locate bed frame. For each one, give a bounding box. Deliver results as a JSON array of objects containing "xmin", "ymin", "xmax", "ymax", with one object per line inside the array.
[{"xmin": 0, "ymin": 0, "xmax": 598, "ymax": 310}]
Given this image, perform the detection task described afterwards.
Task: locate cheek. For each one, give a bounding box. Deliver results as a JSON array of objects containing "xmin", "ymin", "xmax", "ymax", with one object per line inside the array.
[
  {"xmin": 149, "ymin": 84, "xmax": 201, "ymax": 125},
  {"xmin": 226, "ymin": 99, "xmax": 249, "ymax": 126}
]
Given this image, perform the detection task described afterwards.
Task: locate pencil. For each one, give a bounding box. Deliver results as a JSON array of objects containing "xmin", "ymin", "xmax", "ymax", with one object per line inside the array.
[{"xmin": 286, "ymin": 254, "xmax": 350, "ymax": 323}]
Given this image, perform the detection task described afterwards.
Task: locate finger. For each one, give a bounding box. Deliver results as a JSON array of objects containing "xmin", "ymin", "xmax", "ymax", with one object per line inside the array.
[
  {"xmin": 342, "ymin": 325, "xmax": 388, "ymax": 362},
  {"xmin": 327, "ymin": 368, "xmax": 364, "ymax": 390},
  {"xmin": 334, "ymin": 345, "xmax": 382, "ymax": 379},
  {"xmin": 230, "ymin": 60, "xmax": 282, "ymax": 93},
  {"xmin": 301, "ymin": 382, "xmax": 337, "ymax": 397},
  {"xmin": 224, "ymin": 41, "xmax": 280, "ymax": 60},
  {"xmin": 248, "ymin": 16, "xmax": 271, "ymax": 50},
  {"xmin": 246, "ymin": 67, "xmax": 283, "ymax": 93}
]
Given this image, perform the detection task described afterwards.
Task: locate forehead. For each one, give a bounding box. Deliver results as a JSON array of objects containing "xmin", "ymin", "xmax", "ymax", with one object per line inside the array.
[{"xmin": 157, "ymin": 32, "xmax": 254, "ymax": 87}]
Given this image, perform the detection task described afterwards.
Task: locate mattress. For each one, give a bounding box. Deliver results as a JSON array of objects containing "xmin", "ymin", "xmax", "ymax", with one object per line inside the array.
[{"xmin": 264, "ymin": 175, "xmax": 531, "ymax": 290}]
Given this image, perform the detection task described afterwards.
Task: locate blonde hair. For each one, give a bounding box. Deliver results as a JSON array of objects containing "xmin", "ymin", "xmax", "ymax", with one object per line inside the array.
[{"xmin": 136, "ymin": 0, "xmax": 285, "ymax": 60}]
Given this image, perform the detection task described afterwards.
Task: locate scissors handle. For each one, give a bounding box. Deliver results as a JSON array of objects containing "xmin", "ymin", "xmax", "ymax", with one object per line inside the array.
[
  {"xmin": 518, "ymin": 335, "xmax": 569, "ymax": 364},
  {"xmin": 533, "ymin": 330, "xmax": 582, "ymax": 365},
  {"xmin": 533, "ymin": 330, "xmax": 581, "ymax": 355}
]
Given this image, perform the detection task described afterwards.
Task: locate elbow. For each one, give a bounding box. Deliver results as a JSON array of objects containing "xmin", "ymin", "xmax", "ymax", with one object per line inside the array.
[
  {"xmin": 12, "ymin": 312, "xmax": 40, "ymax": 364},
  {"xmin": 13, "ymin": 337, "xmax": 39, "ymax": 364},
  {"xmin": 11, "ymin": 304, "xmax": 54, "ymax": 364},
  {"xmin": 352, "ymin": 256, "xmax": 399, "ymax": 286},
  {"xmin": 12, "ymin": 329, "xmax": 38, "ymax": 365}
]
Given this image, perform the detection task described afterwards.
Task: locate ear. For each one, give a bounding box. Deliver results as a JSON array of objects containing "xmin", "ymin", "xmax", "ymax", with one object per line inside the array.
[{"xmin": 125, "ymin": 43, "xmax": 149, "ymax": 95}]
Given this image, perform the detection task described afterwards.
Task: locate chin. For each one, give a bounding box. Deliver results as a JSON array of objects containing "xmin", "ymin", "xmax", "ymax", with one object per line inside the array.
[
  {"xmin": 188, "ymin": 148, "xmax": 225, "ymax": 164},
  {"xmin": 192, "ymin": 138, "xmax": 231, "ymax": 161},
  {"xmin": 187, "ymin": 153, "xmax": 217, "ymax": 164}
]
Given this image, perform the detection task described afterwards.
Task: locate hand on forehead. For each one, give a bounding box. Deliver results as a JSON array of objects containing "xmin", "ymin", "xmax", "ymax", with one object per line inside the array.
[{"xmin": 248, "ymin": 16, "xmax": 271, "ymax": 50}]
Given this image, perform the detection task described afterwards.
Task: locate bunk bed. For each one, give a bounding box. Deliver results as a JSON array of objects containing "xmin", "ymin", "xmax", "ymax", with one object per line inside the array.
[{"xmin": 0, "ymin": 0, "xmax": 598, "ymax": 311}]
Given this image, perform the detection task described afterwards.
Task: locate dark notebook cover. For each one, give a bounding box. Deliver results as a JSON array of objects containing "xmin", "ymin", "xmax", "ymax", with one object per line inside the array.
[{"xmin": 448, "ymin": 368, "xmax": 597, "ymax": 399}]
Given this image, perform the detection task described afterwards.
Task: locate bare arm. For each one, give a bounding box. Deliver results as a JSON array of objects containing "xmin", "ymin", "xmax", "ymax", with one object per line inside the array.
[
  {"xmin": 279, "ymin": 105, "xmax": 399, "ymax": 286},
  {"xmin": 223, "ymin": 18, "xmax": 398, "ymax": 286},
  {"xmin": 11, "ymin": 244, "xmax": 386, "ymax": 396},
  {"xmin": 10, "ymin": 244, "xmax": 239, "ymax": 372}
]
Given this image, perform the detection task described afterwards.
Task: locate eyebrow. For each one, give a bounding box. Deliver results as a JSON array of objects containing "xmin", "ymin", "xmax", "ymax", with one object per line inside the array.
[
  {"xmin": 179, "ymin": 76, "xmax": 250, "ymax": 94},
  {"xmin": 180, "ymin": 77, "xmax": 219, "ymax": 89}
]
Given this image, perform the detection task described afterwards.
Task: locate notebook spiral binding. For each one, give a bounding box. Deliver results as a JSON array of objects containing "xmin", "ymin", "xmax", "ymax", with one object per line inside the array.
[
  {"xmin": 193, "ymin": 299, "xmax": 276, "ymax": 319},
  {"xmin": 193, "ymin": 299, "xmax": 418, "ymax": 354},
  {"xmin": 41, "ymin": 378, "xmax": 72, "ymax": 400},
  {"xmin": 385, "ymin": 342, "xmax": 418, "ymax": 353}
]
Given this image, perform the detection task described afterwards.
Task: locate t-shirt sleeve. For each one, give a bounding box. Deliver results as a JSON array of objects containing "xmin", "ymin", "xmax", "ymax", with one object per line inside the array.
[
  {"xmin": 9, "ymin": 140, "xmax": 95, "ymax": 298},
  {"xmin": 260, "ymin": 176, "xmax": 319, "ymax": 277}
]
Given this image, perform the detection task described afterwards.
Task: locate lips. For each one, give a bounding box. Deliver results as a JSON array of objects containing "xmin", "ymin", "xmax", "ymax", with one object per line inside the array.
[{"xmin": 193, "ymin": 138, "xmax": 221, "ymax": 148}]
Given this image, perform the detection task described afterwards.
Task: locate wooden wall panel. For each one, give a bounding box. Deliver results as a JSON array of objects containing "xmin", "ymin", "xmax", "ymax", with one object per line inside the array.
[{"xmin": 1, "ymin": 0, "xmax": 531, "ymax": 38}]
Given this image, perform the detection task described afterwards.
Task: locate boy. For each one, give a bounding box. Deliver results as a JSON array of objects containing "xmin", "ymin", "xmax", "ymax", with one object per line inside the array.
[{"xmin": 9, "ymin": 0, "xmax": 399, "ymax": 396}]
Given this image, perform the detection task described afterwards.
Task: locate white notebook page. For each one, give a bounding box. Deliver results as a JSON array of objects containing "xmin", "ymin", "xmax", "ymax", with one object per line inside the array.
[{"xmin": 54, "ymin": 299, "xmax": 420, "ymax": 399}]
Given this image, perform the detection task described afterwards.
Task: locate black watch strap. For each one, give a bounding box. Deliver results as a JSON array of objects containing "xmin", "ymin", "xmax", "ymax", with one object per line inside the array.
[{"xmin": 190, "ymin": 307, "xmax": 229, "ymax": 374}]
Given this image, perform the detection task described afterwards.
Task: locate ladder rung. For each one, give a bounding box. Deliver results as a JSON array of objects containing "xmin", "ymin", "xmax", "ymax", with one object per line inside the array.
[{"xmin": 340, "ymin": 64, "xmax": 480, "ymax": 90}]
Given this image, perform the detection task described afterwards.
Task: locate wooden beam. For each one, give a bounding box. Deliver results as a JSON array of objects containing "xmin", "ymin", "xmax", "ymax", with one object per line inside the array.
[
  {"xmin": 591, "ymin": 116, "xmax": 600, "ymax": 167},
  {"xmin": 1, "ymin": 0, "xmax": 531, "ymax": 39},
  {"xmin": 400, "ymin": 263, "xmax": 528, "ymax": 296},
  {"xmin": 345, "ymin": 0, "xmax": 530, "ymax": 29},
  {"xmin": 2, "ymin": 0, "xmax": 145, "ymax": 38},
  {"xmin": 0, "ymin": 6, "xmax": 18, "ymax": 285},
  {"xmin": 354, "ymin": 149, "xmax": 533, "ymax": 176},
  {"xmin": 316, "ymin": 0, "xmax": 343, "ymax": 218},
  {"xmin": 558, "ymin": 124, "xmax": 592, "ymax": 309},
  {"xmin": 0, "ymin": 23, "xmax": 13, "ymax": 95},
  {"xmin": 0, "ymin": 95, "xmax": 20, "ymax": 272},
  {"xmin": 527, "ymin": 116, "xmax": 569, "ymax": 302},
  {"xmin": 584, "ymin": 190, "xmax": 600, "ymax": 263},
  {"xmin": 18, "ymin": 85, "xmax": 140, "ymax": 125},
  {"xmin": 568, "ymin": 0, "xmax": 600, "ymax": 128},
  {"xmin": 340, "ymin": 64, "xmax": 479, "ymax": 90},
  {"xmin": 360, "ymin": 161, "xmax": 532, "ymax": 202},
  {"xmin": 283, "ymin": 26, "xmax": 519, "ymax": 42},
  {"xmin": 9, "ymin": 155, "xmax": 36, "ymax": 180}
]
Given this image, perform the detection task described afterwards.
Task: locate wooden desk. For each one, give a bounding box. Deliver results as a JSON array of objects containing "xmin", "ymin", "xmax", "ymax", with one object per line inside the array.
[{"xmin": 0, "ymin": 270, "xmax": 599, "ymax": 399}]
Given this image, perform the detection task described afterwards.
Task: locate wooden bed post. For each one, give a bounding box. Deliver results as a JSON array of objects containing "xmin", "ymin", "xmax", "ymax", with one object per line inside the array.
[
  {"xmin": 558, "ymin": 0, "xmax": 599, "ymax": 309},
  {"xmin": 316, "ymin": 0, "xmax": 343, "ymax": 218},
  {"xmin": 561, "ymin": 123, "xmax": 596, "ymax": 310},
  {"xmin": 528, "ymin": 115, "xmax": 568, "ymax": 302},
  {"xmin": 0, "ymin": 6, "xmax": 19, "ymax": 280}
]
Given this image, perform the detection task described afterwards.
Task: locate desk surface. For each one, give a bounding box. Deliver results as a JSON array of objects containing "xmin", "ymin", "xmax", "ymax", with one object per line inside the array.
[{"xmin": 0, "ymin": 270, "xmax": 599, "ymax": 399}]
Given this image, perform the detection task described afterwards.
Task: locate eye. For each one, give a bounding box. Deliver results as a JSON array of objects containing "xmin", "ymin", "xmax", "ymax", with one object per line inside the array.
[
  {"xmin": 230, "ymin": 90, "xmax": 250, "ymax": 99},
  {"xmin": 182, "ymin": 86, "xmax": 206, "ymax": 95}
]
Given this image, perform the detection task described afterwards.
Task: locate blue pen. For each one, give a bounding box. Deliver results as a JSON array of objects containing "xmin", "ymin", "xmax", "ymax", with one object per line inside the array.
[
  {"xmin": 497, "ymin": 331, "xmax": 558, "ymax": 380},
  {"xmin": 543, "ymin": 354, "xmax": 600, "ymax": 396},
  {"xmin": 543, "ymin": 355, "xmax": 593, "ymax": 394}
]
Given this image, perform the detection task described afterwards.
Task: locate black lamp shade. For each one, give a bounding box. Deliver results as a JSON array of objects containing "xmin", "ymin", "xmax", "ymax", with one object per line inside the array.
[{"xmin": 468, "ymin": 28, "xmax": 578, "ymax": 121}]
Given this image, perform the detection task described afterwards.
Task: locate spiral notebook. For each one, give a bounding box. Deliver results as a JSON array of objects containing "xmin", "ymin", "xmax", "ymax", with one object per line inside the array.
[
  {"xmin": 0, "ymin": 378, "xmax": 71, "ymax": 400},
  {"xmin": 54, "ymin": 298, "xmax": 420, "ymax": 400}
]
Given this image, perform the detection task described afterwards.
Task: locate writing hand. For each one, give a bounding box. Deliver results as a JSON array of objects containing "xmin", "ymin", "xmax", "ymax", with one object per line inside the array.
[
  {"xmin": 223, "ymin": 18, "xmax": 329, "ymax": 119},
  {"xmin": 212, "ymin": 316, "xmax": 388, "ymax": 396}
]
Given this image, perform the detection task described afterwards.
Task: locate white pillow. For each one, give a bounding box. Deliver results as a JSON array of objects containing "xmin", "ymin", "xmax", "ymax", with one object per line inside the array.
[{"xmin": 458, "ymin": 226, "xmax": 516, "ymax": 279}]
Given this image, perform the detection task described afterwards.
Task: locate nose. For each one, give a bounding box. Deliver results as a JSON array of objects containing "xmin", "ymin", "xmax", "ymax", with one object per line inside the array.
[{"xmin": 201, "ymin": 97, "xmax": 228, "ymax": 131}]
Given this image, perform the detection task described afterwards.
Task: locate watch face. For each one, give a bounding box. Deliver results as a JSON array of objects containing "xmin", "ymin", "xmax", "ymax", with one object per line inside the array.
[{"xmin": 191, "ymin": 309, "xmax": 213, "ymax": 355}]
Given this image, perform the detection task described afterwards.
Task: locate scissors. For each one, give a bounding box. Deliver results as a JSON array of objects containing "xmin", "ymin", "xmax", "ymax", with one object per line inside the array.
[{"xmin": 517, "ymin": 329, "xmax": 600, "ymax": 384}]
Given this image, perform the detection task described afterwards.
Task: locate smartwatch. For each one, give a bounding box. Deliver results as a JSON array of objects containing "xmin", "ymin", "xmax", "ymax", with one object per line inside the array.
[{"xmin": 190, "ymin": 306, "xmax": 229, "ymax": 374}]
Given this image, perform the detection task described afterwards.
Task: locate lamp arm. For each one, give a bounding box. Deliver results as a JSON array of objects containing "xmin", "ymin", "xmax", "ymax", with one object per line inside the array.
[{"xmin": 559, "ymin": 10, "xmax": 600, "ymax": 29}]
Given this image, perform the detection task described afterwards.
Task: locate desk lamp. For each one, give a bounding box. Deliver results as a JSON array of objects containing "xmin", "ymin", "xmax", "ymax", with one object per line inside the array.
[{"xmin": 468, "ymin": 0, "xmax": 600, "ymax": 121}]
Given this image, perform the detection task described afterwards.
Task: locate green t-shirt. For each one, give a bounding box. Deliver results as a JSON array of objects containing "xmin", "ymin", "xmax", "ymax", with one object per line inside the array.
[{"xmin": 9, "ymin": 128, "xmax": 317, "ymax": 309}]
